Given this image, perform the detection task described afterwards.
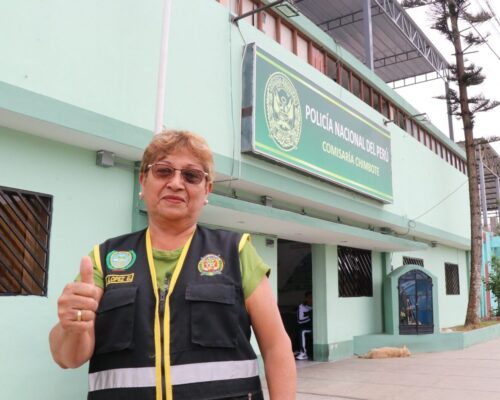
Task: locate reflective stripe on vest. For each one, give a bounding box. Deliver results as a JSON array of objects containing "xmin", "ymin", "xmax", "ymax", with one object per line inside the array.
[
  {"xmin": 171, "ymin": 359, "xmax": 259, "ymax": 385},
  {"xmin": 89, "ymin": 367, "xmax": 156, "ymax": 391},
  {"xmin": 89, "ymin": 359, "xmax": 259, "ymax": 391}
]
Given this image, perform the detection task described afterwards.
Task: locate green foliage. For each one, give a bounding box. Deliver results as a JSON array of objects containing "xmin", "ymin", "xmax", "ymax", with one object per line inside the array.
[
  {"xmin": 486, "ymin": 257, "xmax": 500, "ymax": 312},
  {"xmin": 462, "ymin": 11, "xmax": 493, "ymax": 24},
  {"xmin": 459, "ymin": 64, "xmax": 485, "ymax": 86},
  {"xmin": 400, "ymin": 0, "xmax": 427, "ymax": 7}
]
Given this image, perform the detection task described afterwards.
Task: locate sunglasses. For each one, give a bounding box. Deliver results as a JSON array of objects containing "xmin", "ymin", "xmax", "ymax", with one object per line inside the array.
[{"xmin": 146, "ymin": 163, "xmax": 208, "ymax": 185}]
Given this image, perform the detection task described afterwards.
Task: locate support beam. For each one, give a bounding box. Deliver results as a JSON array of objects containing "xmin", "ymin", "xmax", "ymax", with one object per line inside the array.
[
  {"xmin": 318, "ymin": 6, "xmax": 382, "ymax": 32},
  {"xmin": 374, "ymin": 49, "xmax": 420, "ymax": 68},
  {"xmin": 363, "ymin": 0, "xmax": 374, "ymax": 71},
  {"xmin": 479, "ymin": 147, "xmax": 489, "ymax": 227}
]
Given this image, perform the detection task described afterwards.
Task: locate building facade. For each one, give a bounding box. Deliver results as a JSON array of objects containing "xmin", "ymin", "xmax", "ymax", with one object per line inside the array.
[{"xmin": 0, "ymin": 1, "xmax": 471, "ymax": 399}]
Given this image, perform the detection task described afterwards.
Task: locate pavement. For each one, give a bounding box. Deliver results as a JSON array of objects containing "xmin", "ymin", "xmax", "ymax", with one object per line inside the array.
[{"xmin": 262, "ymin": 337, "xmax": 500, "ymax": 399}]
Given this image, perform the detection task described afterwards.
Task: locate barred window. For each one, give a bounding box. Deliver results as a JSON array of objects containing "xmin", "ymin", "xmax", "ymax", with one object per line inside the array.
[
  {"xmin": 445, "ymin": 263, "xmax": 460, "ymax": 295},
  {"xmin": 403, "ymin": 256, "xmax": 424, "ymax": 267},
  {"xmin": 338, "ymin": 246, "xmax": 372, "ymax": 297},
  {"xmin": 0, "ymin": 186, "xmax": 52, "ymax": 296}
]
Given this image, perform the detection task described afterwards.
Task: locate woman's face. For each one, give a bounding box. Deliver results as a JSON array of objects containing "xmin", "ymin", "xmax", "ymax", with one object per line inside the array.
[{"xmin": 139, "ymin": 149, "xmax": 212, "ymax": 227}]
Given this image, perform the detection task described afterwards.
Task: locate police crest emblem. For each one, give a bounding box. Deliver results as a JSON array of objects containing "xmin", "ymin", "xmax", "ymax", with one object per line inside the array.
[
  {"xmin": 198, "ymin": 254, "xmax": 224, "ymax": 276},
  {"xmin": 264, "ymin": 72, "xmax": 302, "ymax": 151},
  {"xmin": 106, "ymin": 250, "xmax": 136, "ymax": 271}
]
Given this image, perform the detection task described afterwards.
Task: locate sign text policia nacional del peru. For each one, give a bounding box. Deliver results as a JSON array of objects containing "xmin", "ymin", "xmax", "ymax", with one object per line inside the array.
[{"xmin": 241, "ymin": 44, "xmax": 393, "ymax": 203}]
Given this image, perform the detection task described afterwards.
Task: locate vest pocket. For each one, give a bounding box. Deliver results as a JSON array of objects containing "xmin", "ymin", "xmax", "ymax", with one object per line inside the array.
[
  {"xmin": 186, "ymin": 283, "xmax": 238, "ymax": 348},
  {"xmin": 94, "ymin": 285, "xmax": 138, "ymax": 355}
]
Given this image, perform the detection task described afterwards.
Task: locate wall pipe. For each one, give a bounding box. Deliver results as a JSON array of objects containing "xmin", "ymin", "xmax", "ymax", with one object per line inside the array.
[{"xmin": 154, "ymin": 0, "xmax": 173, "ymax": 134}]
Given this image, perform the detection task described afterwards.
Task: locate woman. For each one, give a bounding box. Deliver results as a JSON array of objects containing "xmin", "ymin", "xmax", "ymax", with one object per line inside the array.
[{"xmin": 49, "ymin": 130, "xmax": 296, "ymax": 399}]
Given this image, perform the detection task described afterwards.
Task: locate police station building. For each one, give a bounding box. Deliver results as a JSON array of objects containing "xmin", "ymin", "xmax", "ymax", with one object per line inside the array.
[{"xmin": 0, "ymin": 1, "xmax": 471, "ymax": 399}]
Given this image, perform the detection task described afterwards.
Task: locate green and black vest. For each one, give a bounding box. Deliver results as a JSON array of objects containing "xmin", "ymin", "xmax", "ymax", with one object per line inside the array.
[{"xmin": 88, "ymin": 226, "xmax": 263, "ymax": 400}]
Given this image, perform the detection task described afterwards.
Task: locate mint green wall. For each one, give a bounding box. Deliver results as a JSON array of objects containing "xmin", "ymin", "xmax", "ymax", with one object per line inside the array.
[
  {"xmin": 0, "ymin": 128, "xmax": 135, "ymax": 400},
  {"xmin": 311, "ymin": 245, "xmax": 384, "ymax": 360},
  {"xmin": 164, "ymin": 0, "xmax": 470, "ymax": 242},
  {"xmin": 311, "ymin": 244, "xmax": 336, "ymax": 360},
  {"xmin": 386, "ymin": 127, "xmax": 469, "ymax": 238},
  {"xmin": 164, "ymin": 0, "xmax": 245, "ymax": 157},
  {"xmin": 392, "ymin": 246, "xmax": 468, "ymax": 328},
  {"xmin": 332, "ymin": 251, "xmax": 384, "ymax": 341},
  {"xmin": 0, "ymin": 0, "xmax": 161, "ymax": 130},
  {"xmin": 0, "ymin": 0, "xmax": 470, "ymax": 245}
]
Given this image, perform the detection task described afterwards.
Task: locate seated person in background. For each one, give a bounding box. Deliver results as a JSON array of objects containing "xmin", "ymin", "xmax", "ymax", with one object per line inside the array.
[{"xmin": 295, "ymin": 291, "xmax": 312, "ymax": 360}]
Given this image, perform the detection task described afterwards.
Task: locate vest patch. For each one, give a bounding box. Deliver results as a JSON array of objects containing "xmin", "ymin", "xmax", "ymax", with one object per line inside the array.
[
  {"xmin": 105, "ymin": 273, "xmax": 135, "ymax": 286},
  {"xmin": 106, "ymin": 250, "xmax": 136, "ymax": 271},
  {"xmin": 198, "ymin": 254, "xmax": 224, "ymax": 276}
]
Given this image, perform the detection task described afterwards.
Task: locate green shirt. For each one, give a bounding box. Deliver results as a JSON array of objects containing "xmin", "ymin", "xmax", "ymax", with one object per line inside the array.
[{"xmin": 86, "ymin": 237, "xmax": 270, "ymax": 299}]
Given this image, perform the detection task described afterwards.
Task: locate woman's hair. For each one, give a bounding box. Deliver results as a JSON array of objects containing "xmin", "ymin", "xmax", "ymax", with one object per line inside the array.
[{"xmin": 140, "ymin": 129, "xmax": 214, "ymax": 182}]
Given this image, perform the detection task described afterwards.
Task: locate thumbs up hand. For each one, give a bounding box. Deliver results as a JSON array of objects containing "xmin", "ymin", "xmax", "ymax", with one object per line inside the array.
[
  {"xmin": 80, "ymin": 256, "xmax": 95, "ymax": 285},
  {"xmin": 56, "ymin": 256, "xmax": 103, "ymax": 333}
]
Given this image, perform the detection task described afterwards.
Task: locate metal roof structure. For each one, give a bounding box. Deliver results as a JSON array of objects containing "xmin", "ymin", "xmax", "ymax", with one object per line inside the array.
[
  {"xmin": 294, "ymin": 0, "xmax": 450, "ymax": 85},
  {"xmin": 458, "ymin": 141, "xmax": 500, "ymax": 226}
]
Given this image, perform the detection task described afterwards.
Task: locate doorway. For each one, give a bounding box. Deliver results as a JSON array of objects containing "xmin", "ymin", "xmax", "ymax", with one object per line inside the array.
[
  {"xmin": 398, "ymin": 269, "xmax": 434, "ymax": 334},
  {"xmin": 277, "ymin": 239, "xmax": 312, "ymax": 354}
]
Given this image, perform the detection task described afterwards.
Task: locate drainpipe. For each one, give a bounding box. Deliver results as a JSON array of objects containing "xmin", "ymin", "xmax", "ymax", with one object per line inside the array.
[{"xmin": 154, "ymin": 0, "xmax": 173, "ymax": 134}]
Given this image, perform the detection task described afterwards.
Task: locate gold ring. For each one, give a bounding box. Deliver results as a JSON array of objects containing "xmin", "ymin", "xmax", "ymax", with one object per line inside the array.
[{"xmin": 76, "ymin": 309, "xmax": 82, "ymax": 322}]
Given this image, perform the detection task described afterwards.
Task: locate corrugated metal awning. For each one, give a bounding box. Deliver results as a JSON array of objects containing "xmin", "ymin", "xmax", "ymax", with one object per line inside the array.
[{"xmin": 294, "ymin": 0, "xmax": 449, "ymax": 83}]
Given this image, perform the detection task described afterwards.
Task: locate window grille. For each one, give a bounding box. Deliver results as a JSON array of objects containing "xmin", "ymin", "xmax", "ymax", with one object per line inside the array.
[
  {"xmin": 403, "ymin": 256, "xmax": 424, "ymax": 267},
  {"xmin": 445, "ymin": 263, "xmax": 460, "ymax": 295},
  {"xmin": 338, "ymin": 246, "xmax": 372, "ymax": 297},
  {"xmin": 0, "ymin": 186, "xmax": 52, "ymax": 296}
]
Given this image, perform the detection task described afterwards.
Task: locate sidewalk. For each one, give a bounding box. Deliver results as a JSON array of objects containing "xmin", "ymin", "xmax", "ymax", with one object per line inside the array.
[{"xmin": 263, "ymin": 337, "xmax": 500, "ymax": 399}]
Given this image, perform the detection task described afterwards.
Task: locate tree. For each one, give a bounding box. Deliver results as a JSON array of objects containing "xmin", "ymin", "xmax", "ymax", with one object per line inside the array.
[{"xmin": 402, "ymin": 0, "xmax": 499, "ymax": 327}]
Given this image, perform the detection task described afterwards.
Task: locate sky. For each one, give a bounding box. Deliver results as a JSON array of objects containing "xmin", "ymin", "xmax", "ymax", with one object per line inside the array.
[{"xmin": 395, "ymin": 0, "xmax": 500, "ymax": 150}]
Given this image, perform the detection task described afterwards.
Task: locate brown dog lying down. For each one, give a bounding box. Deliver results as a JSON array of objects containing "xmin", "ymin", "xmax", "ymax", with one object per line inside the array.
[{"xmin": 359, "ymin": 345, "xmax": 411, "ymax": 359}]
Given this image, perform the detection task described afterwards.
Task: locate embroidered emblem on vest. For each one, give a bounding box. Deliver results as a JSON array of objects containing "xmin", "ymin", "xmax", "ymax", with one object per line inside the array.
[
  {"xmin": 198, "ymin": 254, "xmax": 224, "ymax": 276},
  {"xmin": 106, "ymin": 250, "xmax": 136, "ymax": 271},
  {"xmin": 105, "ymin": 273, "xmax": 135, "ymax": 286}
]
